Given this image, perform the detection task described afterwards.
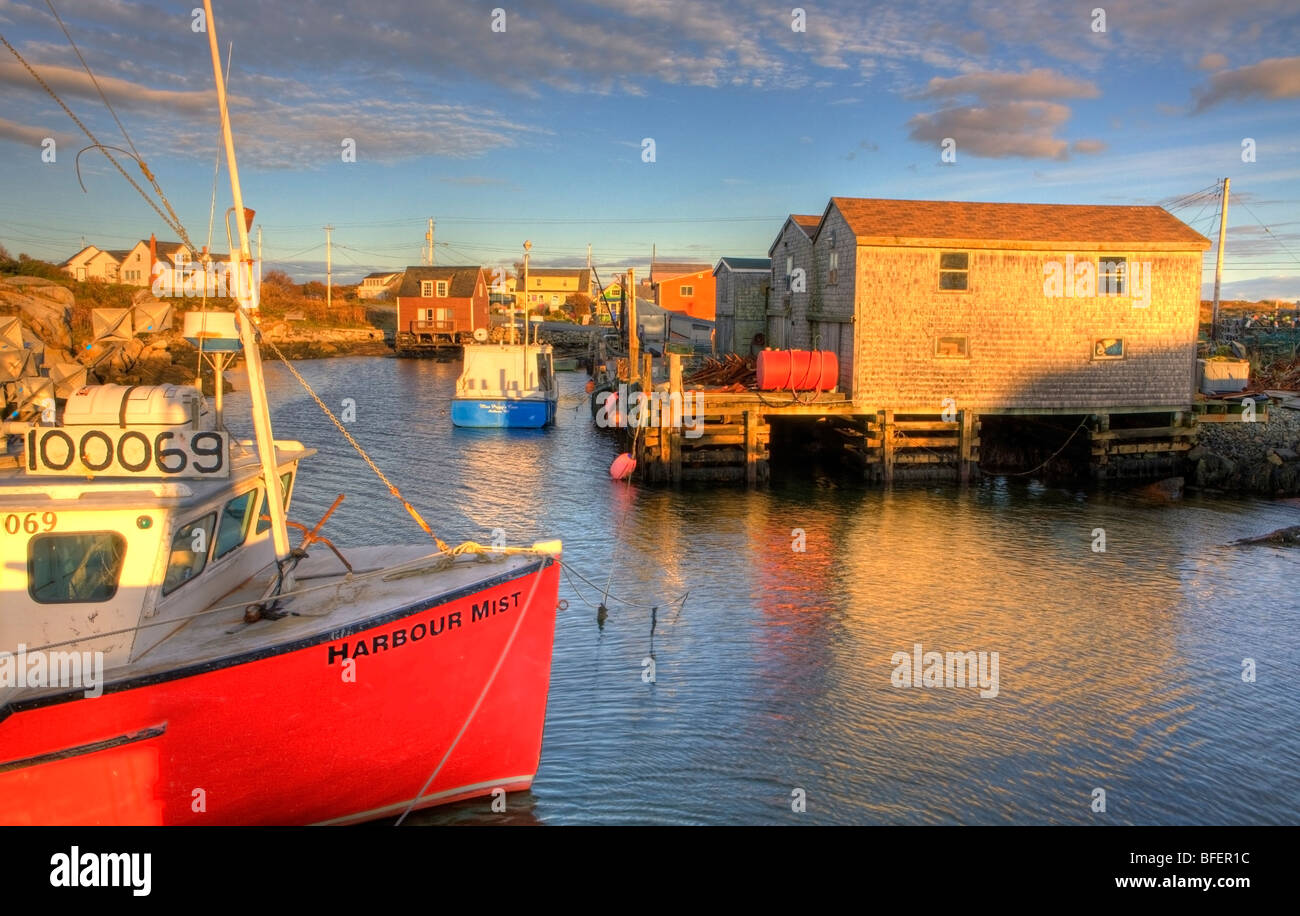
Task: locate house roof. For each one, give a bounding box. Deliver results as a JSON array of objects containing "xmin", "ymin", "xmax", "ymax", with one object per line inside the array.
[
  {"xmin": 123, "ymin": 240, "xmax": 188, "ymax": 257},
  {"xmin": 363, "ymin": 271, "xmax": 400, "ymax": 280},
  {"xmin": 62, "ymin": 245, "xmax": 101, "ymax": 267},
  {"xmin": 820, "ymin": 197, "xmax": 1212, "ymax": 251},
  {"xmin": 767, "ymin": 214, "xmax": 822, "ymax": 254},
  {"xmin": 651, "ymin": 261, "xmax": 712, "ymax": 280},
  {"xmin": 103, "ymin": 250, "xmax": 133, "ymax": 262},
  {"xmin": 791, "ymin": 214, "xmax": 820, "ymax": 234},
  {"xmin": 396, "ymin": 265, "xmax": 483, "ymax": 298},
  {"xmin": 525, "ymin": 267, "xmax": 589, "ymax": 278},
  {"xmin": 714, "ymin": 256, "xmax": 771, "ymax": 274}
]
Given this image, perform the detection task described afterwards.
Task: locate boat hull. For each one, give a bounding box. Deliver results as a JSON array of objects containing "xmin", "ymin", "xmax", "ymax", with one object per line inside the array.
[
  {"xmin": 451, "ymin": 397, "xmax": 555, "ymax": 428},
  {"xmin": 0, "ymin": 559, "xmax": 559, "ymax": 825}
]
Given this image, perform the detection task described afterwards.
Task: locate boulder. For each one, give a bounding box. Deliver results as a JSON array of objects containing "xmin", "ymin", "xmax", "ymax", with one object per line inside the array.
[
  {"xmin": 0, "ymin": 281, "xmax": 74, "ymax": 351},
  {"xmin": 1194, "ymin": 453, "xmax": 1236, "ymax": 488}
]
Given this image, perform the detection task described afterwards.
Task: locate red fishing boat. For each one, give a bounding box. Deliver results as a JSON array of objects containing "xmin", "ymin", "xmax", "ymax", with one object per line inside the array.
[{"xmin": 0, "ymin": 0, "xmax": 560, "ymax": 825}]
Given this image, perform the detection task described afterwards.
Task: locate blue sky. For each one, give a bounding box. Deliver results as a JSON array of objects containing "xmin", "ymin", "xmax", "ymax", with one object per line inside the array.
[{"xmin": 1, "ymin": 0, "xmax": 1298, "ymax": 299}]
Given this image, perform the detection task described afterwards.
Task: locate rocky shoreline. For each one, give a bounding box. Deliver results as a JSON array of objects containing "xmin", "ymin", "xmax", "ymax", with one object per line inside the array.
[
  {"xmin": 0, "ymin": 276, "xmax": 393, "ymax": 394},
  {"xmin": 1190, "ymin": 405, "xmax": 1300, "ymax": 496}
]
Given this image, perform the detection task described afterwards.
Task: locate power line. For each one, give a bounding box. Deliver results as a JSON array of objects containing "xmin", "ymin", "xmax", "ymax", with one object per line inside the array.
[{"xmin": 1231, "ymin": 192, "xmax": 1300, "ymax": 266}]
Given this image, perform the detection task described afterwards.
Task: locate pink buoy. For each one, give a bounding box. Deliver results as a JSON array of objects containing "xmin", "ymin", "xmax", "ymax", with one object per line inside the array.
[{"xmin": 610, "ymin": 452, "xmax": 636, "ymax": 480}]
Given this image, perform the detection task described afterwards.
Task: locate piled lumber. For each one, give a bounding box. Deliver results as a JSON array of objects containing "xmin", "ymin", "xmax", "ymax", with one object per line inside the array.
[{"xmin": 685, "ymin": 354, "xmax": 756, "ymax": 388}]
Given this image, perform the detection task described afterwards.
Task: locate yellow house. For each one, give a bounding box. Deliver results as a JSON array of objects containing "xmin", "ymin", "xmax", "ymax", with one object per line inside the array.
[
  {"xmin": 521, "ymin": 268, "xmax": 592, "ymax": 309},
  {"xmin": 117, "ymin": 240, "xmax": 192, "ymax": 287},
  {"xmin": 61, "ymin": 239, "xmax": 192, "ymax": 286},
  {"xmin": 62, "ymin": 245, "xmax": 120, "ymax": 282}
]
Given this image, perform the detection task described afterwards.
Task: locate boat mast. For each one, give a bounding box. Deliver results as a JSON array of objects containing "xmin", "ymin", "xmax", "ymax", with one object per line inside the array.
[{"xmin": 202, "ymin": 0, "xmax": 291, "ymax": 563}]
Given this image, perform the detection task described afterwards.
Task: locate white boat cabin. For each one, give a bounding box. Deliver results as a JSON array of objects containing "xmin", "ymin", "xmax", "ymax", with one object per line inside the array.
[
  {"xmin": 455, "ymin": 343, "xmax": 556, "ymax": 399},
  {"xmin": 0, "ymin": 384, "xmax": 311, "ymax": 689}
]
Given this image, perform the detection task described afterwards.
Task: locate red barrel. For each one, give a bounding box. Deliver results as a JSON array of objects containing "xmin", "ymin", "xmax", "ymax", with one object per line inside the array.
[{"xmin": 756, "ymin": 349, "xmax": 838, "ymax": 391}]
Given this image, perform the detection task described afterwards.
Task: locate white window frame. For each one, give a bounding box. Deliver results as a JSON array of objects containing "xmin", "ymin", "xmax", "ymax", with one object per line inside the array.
[
  {"xmin": 436, "ymin": 280, "xmax": 449, "ymax": 297},
  {"xmin": 421, "ymin": 280, "xmax": 434, "ymax": 297}
]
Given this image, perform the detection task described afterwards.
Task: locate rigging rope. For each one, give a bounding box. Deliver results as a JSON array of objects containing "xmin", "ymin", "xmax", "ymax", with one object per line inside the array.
[
  {"xmin": 4, "ymin": 18, "xmax": 450, "ymax": 551},
  {"xmin": 0, "ymin": 31, "xmax": 197, "ymax": 254}
]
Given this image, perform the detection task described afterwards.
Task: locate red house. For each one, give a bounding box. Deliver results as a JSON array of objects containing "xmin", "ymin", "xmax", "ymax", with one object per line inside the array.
[{"xmin": 395, "ymin": 266, "xmax": 489, "ymax": 349}]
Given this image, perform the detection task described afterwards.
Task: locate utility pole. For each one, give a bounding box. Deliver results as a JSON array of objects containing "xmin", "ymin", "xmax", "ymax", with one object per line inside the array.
[
  {"xmin": 627, "ymin": 267, "xmax": 638, "ymax": 387},
  {"xmin": 324, "ymin": 224, "xmax": 333, "ymax": 310},
  {"xmin": 586, "ymin": 243, "xmax": 592, "ymax": 270},
  {"xmin": 425, "ymin": 218, "xmax": 435, "ymax": 266},
  {"xmin": 522, "ymin": 240, "xmax": 531, "ymax": 345},
  {"xmin": 1211, "ymin": 177, "xmax": 1229, "ymax": 342}
]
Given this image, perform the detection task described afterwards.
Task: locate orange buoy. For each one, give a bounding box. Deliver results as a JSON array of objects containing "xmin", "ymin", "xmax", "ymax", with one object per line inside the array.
[
  {"xmin": 585, "ymin": 380, "xmax": 596, "ymax": 393},
  {"xmin": 610, "ymin": 452, "xmax": 636, "ymax": 479},
  {"xmin": 756, "ymin": 349, "xmax": 838, "ymax": 391}
]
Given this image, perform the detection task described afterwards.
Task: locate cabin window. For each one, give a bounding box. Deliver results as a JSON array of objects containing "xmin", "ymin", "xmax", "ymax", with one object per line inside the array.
[
  {"xmin": 939, "ymin": 252, "xmax": 969, "ymax": 290},
  {"xmin": 1099, "ymin": 257, "xmax": 1127, "ymax": 295},
  {"xmin": 436, "ymin": 280, "xmax": 448, "ymax": 297},
  {"xmin": 256, "ymin": 471, "xmax": 296, "ymax": 533},
  {"xmin": 214, "ymin": 489, "xmax": 257, "ymax": 561},
  {"xmin": 421, "ymin": 281, "xmax": 434, "ymax": 297},
  {"xmin": 1093, "ymin": 338, "xmax": 1124, "ymax": 360},
  {"xmin": 935, "ymin": 335, "xmax": 970, "ymax": 358},
  {"xmin": 680, "ymin": 285, "xmax": 694, "ymax": 296},
  {"xmin": 162, "ymin": 513, "xmax": 217, "ymax": 595},
  {"xmin": 28, "ymin": 532, "xmax": 126, "ymax": 604}
]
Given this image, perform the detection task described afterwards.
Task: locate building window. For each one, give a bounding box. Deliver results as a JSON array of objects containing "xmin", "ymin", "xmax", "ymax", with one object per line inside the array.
[
  {"xmin": 785, "ymin": 256, "xmax": 793, "ymax": 290},
  {"xmin": 1099, "ymin": 257, "xmax": 1127, "ymax": 296},
  {"xmin": 421, "ymin": 280, "xmax": 433, "ymax": 297},
  {"xmin": 423, "ymin": 308, "xmax": 434, "ymax": 321},
  {"xmin": 1093, "ymin": 338, "xmax": 1124, "ymax": 360},
  {"xmin": 939, "ymin": 252, "xmax": 969, "ymax": 290},
  {"xmin": 680, "ymin": 285, "xmax": 694, "ymax": 296},
  {"xmin": 935, "ymin": 336, "xmax": 970, "ymax": 358},
  {"xmin": 28, "ymin": 532, "xmax": 126, "ymax": 604},
  {"xmin": 436, "ymin": 280, "xmax": 449, "ymax": 297},
  {"xmin": 828, "ymin": 250, "xmax": 839, "ymax": 285}
]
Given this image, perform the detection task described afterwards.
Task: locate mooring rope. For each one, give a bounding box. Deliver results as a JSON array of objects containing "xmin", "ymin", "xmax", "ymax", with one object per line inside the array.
[{"xmin": 394, "ymin": 557, "xmax": 547, "ymax": 825}]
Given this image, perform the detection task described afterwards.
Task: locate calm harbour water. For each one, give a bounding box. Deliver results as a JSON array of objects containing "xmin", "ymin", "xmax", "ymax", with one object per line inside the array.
[{"xmin": 226, "ymin": 355, "xmax": 1300, "ymax": 826}]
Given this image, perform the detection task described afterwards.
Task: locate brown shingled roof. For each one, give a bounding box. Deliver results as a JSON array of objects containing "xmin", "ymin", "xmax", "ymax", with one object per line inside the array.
[
  {"xmin": 396, "ymin": 265, "xmax": 484, "ymax": 298},
  {"xmin": 651, "ymin": 261, "xmax": 712, "ymax": 280},
  {"xmin": 791, "ymin": 214, "xmax": 820, "ymax": 236},
  {"xmin": 822, "ymin": 197, "xmax": 1211, "ymax": 251}
]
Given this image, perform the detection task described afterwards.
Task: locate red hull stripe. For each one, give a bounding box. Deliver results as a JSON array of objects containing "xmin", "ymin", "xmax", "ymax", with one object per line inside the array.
[
  {"xmin": 0, "ymin": 558, "xmax": 551, "ymax": 721},
  {"xmin": 0, "ymin": 723, "xmax": 167, "ymax": 773}
]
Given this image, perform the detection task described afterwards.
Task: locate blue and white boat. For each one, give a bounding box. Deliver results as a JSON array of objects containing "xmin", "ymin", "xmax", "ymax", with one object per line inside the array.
[{"xmin": 451, "ymin": 339, "xmax": 557, "ymax": 428}]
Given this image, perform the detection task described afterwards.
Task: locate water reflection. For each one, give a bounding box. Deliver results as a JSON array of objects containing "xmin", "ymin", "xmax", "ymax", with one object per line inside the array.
[{"xmin": 223, "ymin": 357, "xmax": 1300, "ymax": 825}]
